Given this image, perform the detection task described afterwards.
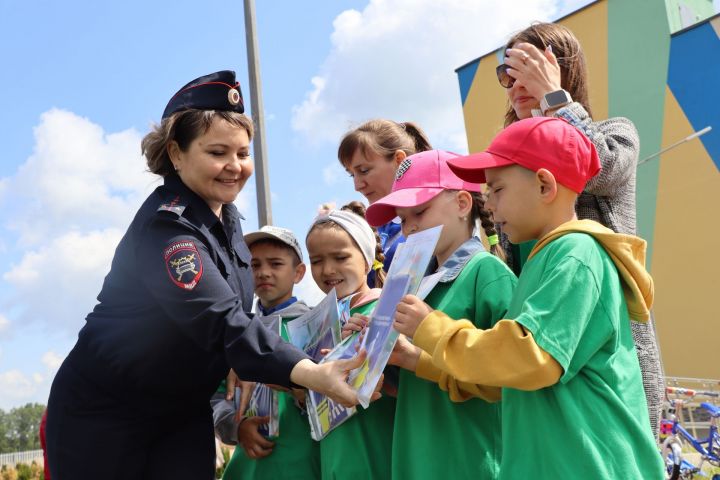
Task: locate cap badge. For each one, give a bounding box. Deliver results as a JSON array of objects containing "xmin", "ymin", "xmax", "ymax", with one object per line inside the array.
[
  {"xmin": 395, "ymin": 158, "xmax": 412, "ymax": 180},
  {"xmin": 228, "ymin": 88, "xmax": 241, "ymax": 106}
]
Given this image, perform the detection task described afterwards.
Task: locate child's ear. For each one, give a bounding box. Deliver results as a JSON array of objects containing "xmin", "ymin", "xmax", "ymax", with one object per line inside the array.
[
  {"xmin": 293, "ymin": 263, "xmax": 306, "ymax": 284},
  {"xmin": 536, "ymin": 168, "xmax": 558, "ymax": 203},
  {"xmin": 456, "ymin": 190, "xmax": 473, "ymax": 217},
  {"xmin": 393, "ymin": 149, "xmax": 407, "ymax": 166}
]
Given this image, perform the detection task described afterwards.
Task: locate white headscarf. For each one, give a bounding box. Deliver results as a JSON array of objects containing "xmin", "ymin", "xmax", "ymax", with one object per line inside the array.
[{"xmin": 308, "ymin": 210, "xmax": 376, "ymax": 269}]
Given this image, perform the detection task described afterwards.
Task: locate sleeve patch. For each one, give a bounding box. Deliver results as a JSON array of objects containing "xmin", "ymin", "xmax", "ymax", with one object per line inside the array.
[{"xmin": 164, "ymin": 241, "xmax": 203, "ymax": 290}]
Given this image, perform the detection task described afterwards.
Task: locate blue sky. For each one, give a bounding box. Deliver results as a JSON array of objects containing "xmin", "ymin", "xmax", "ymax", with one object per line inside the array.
[{"xmin": 0, "ymin": 0, "xmax": 596, "ymax": 409}]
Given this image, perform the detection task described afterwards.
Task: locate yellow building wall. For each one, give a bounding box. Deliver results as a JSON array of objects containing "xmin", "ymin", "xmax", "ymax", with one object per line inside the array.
[{"xmin": 652, "ymin": 87, "xmax": 720, "ymax": 379}]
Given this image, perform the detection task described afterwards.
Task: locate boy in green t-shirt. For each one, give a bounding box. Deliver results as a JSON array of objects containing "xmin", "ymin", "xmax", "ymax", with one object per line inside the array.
[
  {"xmin": 393, "ymin": 117, "xmax": 664, "ymax": 479},
  {"xmin": 212, "ymin": 226, "xmax": 320, "ymax": 480}
]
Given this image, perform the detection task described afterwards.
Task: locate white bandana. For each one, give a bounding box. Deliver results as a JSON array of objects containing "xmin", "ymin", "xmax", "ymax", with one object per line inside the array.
[{"xmin": 308, "ymin": 210, "xmax": 376, "ymax": 269}]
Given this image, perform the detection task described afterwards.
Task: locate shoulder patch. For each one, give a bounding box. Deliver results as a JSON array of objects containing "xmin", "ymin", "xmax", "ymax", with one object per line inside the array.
[
  {"xmin": 157, "ymin": 195, "xmax": 188, "ymax": 216},
  {"xmin": 164, "ymin": 240, "xmax": 203, "ymax": 290}
]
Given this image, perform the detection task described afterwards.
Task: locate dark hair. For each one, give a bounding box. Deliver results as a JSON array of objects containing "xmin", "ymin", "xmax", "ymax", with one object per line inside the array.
[
  {"xmin": 338, "ymin": 119, "xmax": 432, "ymax": 168},
  {"xmin": 340, "ymin": 201, "xmax": 387, "ymax": 288},
  {"xmin": 470, "ymin": 192, "xmax": 506, "ymax": 262},
  {"xmin": 248, "ymin": 238, "xmax": 302, "ymax": 266},
  {"xmin": 141, "ymin": 109, "xmax": 255, "ymax": 176},
  {"xmin": 503, "ymin": 22, "xmax": 592, "ymax": 127}
]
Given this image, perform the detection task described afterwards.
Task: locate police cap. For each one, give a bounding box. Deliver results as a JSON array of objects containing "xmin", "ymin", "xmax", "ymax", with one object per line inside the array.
[{"xmin": 162, "ymin": 70, "xmax": 244, "ymax": 119}]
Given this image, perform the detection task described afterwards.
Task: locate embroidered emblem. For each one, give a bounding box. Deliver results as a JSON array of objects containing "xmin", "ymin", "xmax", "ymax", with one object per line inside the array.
[
  {"xmin": 395, "ymin": 158, "xmax": 412, "ymax": 180},
  {"xmin": 158, "ymin": 195, "xmax": 187, "ymax": 216},
  {"xmin": 164, "ymin": 241, "xmax": 203, "ymax": 290}
]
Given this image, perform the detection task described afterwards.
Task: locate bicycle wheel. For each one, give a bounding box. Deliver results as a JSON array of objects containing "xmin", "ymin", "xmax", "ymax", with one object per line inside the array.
[{"xmin": 662, "ymin": 438, "xmax": 682, "ymax": 480}]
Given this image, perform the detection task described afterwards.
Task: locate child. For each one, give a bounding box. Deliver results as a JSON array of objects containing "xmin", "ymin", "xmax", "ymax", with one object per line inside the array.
[
  {"xmin": 305, "ymin": 208, "xmax": 395, "ymax": 480},
  {"xmin": 365, "ymin": 149, "xmax": 517, "ymax": 479},
  {"xmin": 394, "ymin": 117, "xmax": 664, "ymax": 478},
  {"xmin": 213, "ymin": 225, "xmax": 320, "ymax": 480}
]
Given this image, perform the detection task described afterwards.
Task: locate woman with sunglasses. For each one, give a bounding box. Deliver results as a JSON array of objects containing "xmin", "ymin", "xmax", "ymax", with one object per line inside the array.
[{"xmin": 495, "ymin": 22, "xmax": 664, "ymax": 441}]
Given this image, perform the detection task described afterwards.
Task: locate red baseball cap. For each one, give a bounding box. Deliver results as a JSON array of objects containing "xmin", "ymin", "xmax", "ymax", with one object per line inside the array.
[
  {"xmin": 448, "ymin": 117, "xmax": 601, "ymax": 194},
  {"xmin": 365, "ymin": 149, "xmax": 482, "ymax": 227}
]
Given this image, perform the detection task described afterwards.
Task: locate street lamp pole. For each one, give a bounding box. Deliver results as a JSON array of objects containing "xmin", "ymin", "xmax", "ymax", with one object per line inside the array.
[{"xmin": 243, "ymin": 0, "xmax": 272, "ymax": 227}]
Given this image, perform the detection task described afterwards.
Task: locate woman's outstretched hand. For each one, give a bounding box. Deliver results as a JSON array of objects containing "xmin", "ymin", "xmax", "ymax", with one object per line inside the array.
[{"xmin": 289, "ymin": 349, "xmax": 382, "ymax": 407}]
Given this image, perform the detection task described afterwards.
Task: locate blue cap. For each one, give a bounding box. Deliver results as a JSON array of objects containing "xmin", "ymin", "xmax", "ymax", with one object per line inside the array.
[{"xmin": 162, "ymin": 70, "xmax": 244, "ymax": 119}]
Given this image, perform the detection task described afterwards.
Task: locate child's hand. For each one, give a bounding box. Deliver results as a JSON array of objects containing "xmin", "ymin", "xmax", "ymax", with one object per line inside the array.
[
  {"xmin": 238, "ymin": 416, "xmax": 275, "ymax": 459},
  {"xmin": 394, "ymin": 295, "xmax": 433, "ymax": 338},
  {"xmin": 388, "ymin": 334, "xmax": 422, "ymax": 372},
  {"xmin": 233, "ymin": 380, "xmax": 256, "ymax": 422},
  {"xmin": 342, "ymin": 313, "xmax": 368, "ymax": 339}
]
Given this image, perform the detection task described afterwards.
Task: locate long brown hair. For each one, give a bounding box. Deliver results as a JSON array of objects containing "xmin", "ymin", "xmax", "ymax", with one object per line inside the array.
[
  {"xmin": 338, "ymin": 119, "xmax": 432, "ymax": 168},
  {"xmin": 503, "ymin": 22, "xmax": 592, "ymax": 127}
]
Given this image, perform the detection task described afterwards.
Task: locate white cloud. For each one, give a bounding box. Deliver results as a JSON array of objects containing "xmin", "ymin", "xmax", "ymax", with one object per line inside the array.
[
  {"xmin": 41, "ymin": 351, "xmax": 64, "ymax": 371},
  {"xmin": 0, "ymin": 370, "xmax": 36, "ymax": 408},
  {"xmin": 0, "ymin": 314, "xmax": 8, "ymax": 333},
  {"xmin": 291, "ymin": 0, "xmax": 563, "ymax": 152},
  {"xmin": 3, "ymin": 228, "xmax": 124, "ymax": 333},
  {"xmin": 4, "ymin": 109, "xmax": 157, "ymax": 247},
  {"xmin": 0, "ymin": 351, "xmax": 62, "ymax": 409}
]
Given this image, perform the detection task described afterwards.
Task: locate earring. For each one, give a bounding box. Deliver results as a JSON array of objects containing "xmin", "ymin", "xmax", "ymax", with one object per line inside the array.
[
  {"xmin": 173, "ymin": 164, "xmax": 179, "ymax": 172},
  {"xmin": 461, "ymin": 216, "xmax": 467, "ymax": 222}
]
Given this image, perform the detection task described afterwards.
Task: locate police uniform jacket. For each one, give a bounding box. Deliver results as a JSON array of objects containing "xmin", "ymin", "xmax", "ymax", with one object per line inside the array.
[{"xmin": 68, "ymin": 173, "xmax": 308, "ymax": 407}]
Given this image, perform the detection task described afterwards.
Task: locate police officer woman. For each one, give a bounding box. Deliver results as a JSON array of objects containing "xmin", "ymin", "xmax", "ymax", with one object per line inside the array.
[{"xmin": 46, "ymin": 70, "xmax": 370, "ymax": 479}]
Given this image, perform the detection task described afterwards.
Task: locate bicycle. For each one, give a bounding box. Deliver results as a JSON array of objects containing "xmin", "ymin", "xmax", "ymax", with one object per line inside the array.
[{"xmin": 661, "ymin": 388, "xmax": 720, "ymax": 480}]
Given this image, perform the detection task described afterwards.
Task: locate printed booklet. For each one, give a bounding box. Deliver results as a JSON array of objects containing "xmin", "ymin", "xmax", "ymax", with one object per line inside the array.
[
  {"xmin": 351, "ymin": 225, "xmax": 443, "ymax": 408},
  {"xmin": 305, "ymin": 333, "xmax": 362, "ymax": 441},
  {"xmin": 285, "ymin": 288, "xmax": 342, "ymax": 361},
  {"xmin": 286, "ymin": 288, "xmax": 357, "ymax": 441},
  {"xmin": 244, "ymin": 314, "xmax": 282, "ymax": 437}
]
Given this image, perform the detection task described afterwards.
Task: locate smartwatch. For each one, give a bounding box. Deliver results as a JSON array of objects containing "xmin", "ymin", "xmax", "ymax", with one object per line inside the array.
[{"xmin": 540, "ymin": 89, "xmax": 572, "ymax": 115}]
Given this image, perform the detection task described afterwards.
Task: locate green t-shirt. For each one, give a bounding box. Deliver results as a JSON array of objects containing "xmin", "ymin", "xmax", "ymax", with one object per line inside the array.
[
  {"xmin": 223, "ymin": 317, "xmax": 320, "ymax": 480},
  {"xmin": 501, "ymin": 233, "xmax": 663, "ymax": 479},
  {"xmin": 320, "ymin": 300, "xmax": 396, "ymax": 480},
  {"xmin": 392, "ymin": 251, "xmax": 516, "ymax": 480}
]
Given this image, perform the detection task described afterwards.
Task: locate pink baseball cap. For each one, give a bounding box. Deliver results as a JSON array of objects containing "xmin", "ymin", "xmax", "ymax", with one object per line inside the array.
[
  {"xmin": 365, "ymin": 149, "xmax": 482, "ymax": 227},
  {"xmin": 448, "ymin": 117, "xmax": 601, "ymax": 194}
]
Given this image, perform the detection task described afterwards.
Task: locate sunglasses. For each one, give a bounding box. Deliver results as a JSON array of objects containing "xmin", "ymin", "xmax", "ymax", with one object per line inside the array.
[
  {"xmin": 495, "ymin": 63, "xmax": 514, "ymax": 89},
  {"xmin": 496, "ymin": 51, "xmax": 568, "ymax": 89}
]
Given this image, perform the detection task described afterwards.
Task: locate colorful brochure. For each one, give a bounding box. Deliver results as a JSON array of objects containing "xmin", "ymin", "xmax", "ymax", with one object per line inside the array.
[
  {"xmin": 285, "ymin": 288, "xmax": 342, "ymax": 361},
  {"xmin": 245, "ymin": 383, "xmax": 280, "ymax": 437},
  {"xmin": 244, "ymin": 314, "xmax": 282, "ymax": 437},
  {"xmin": 306, "ymin": 333, "xmax": 362, "ymax": 441},
  {"xmin": 352, "ymin": 225, "xmax": 443, "ymax": 408}
]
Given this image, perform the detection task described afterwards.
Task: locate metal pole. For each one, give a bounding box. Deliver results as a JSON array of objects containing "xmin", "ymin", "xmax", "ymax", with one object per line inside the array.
[
  {"xmin": 244, "ymin": 0, "xmax": 272, "ymax": 227},
  {"xmin": 638, "ymin": 126, "xmax": 712, "ymax": 166}
]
